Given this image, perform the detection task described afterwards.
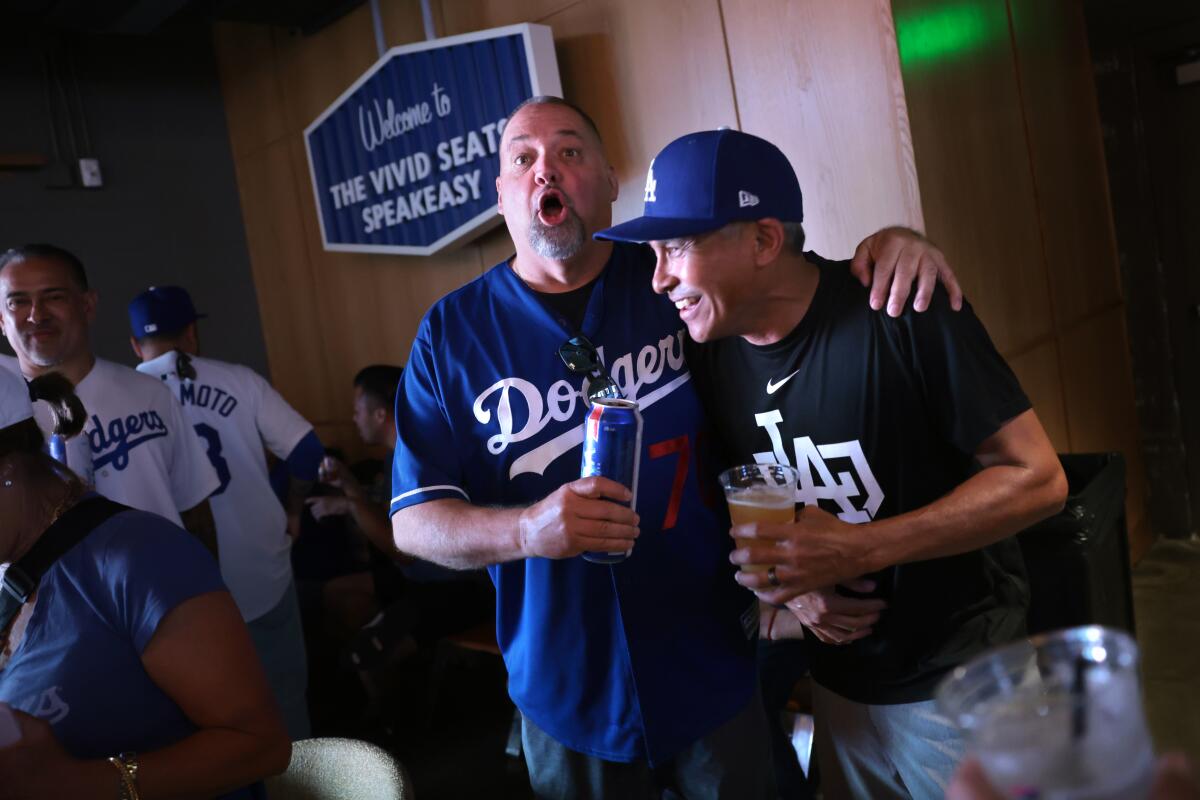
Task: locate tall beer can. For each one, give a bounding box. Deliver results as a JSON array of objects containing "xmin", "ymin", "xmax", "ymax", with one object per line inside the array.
[{"xmin": 579, "ymin": 398, "xmax": 642, "ymax": 564}]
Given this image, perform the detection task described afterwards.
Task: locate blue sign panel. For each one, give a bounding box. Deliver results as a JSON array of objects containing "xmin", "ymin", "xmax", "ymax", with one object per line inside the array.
[{"xmin": 304, "ymin": 24, "xmax": 561, "ymax": 255}]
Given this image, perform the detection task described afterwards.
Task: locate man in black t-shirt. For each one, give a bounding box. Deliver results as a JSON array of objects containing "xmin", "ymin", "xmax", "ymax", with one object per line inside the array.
[{"xmin": 596, "ymin": 130, "xmax": 1068, "ymax": 799}]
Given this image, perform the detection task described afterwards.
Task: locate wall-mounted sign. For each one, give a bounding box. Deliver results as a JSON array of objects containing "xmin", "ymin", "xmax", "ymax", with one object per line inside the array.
[{"xmin": 304, "ymin": 24, "xmax": 561, "ymax": 256}]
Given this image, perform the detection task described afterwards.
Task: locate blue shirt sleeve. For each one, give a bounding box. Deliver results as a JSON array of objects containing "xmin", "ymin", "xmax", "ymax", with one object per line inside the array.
[
  {"xmin": 390, "ymin": 317, "xmax": 470, "ymax": 516},
  {"xmin": 284, "ymin": 430, "xmax": 324, "ymax": 481},
  {"xmin": 93, "ymin": 511, "xmax": 227, "ymax": 654}
]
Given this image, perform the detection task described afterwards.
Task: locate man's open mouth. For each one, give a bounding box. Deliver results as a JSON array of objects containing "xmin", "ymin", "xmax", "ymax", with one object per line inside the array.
[{"xmin": 537, "ymin": 190, "xmax": 570, "ymax": 226}]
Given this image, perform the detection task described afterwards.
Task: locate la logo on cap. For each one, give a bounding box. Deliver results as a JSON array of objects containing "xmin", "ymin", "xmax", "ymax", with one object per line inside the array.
[
  {"xmin": 643, "ymin": 161, "xmax": 657, "ymax": 203},
  {"xmin": 738, "ymin": 190, "xmax": 759, "ymax": 208}
]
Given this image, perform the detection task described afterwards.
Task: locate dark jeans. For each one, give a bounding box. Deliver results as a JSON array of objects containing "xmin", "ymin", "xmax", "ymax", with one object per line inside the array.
[
  {"xmin": 521, "ymin": 693, "xmax": 776, "ymax": 800},
  {"xmin": 758, "ymin": 638, "xmax": 816, "ymax": 800}
]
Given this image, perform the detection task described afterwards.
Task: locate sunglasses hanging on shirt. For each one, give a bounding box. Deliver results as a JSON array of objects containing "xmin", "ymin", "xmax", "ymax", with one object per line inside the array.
[{"xmin": 558, "ymin": 334, "xmax": 622, "ymax": 406}]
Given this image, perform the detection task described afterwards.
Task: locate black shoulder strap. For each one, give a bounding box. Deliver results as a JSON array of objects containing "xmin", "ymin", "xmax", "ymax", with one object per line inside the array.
[{"xmin": 0, "ymin": 496, "xmax": 129, "ymax": 631}]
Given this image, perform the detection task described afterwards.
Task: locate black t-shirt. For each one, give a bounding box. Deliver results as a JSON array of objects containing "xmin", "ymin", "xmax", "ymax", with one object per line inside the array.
[
  {"xmin": 532, "ymin": 275, "xmax": 600, "ymax": 332},
  {"xmin": 685, "ymin": 255, "xmax": 1033, "ymax": 704}
]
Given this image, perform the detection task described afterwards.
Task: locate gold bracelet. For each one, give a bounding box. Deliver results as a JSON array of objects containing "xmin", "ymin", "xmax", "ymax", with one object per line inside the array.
[{"xmin": 107, "ymin": 753, "xmax": 140, "ymax": 800}]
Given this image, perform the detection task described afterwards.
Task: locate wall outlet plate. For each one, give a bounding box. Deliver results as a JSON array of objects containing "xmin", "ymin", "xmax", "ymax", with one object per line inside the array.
[{"xmin": 78, "ymin": 157, "xmax": 103, "ymax": 188}]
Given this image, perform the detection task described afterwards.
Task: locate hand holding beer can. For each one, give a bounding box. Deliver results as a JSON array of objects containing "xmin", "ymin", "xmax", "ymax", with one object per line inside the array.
[
  {"xmin": 719, "ymin": 464, "xmax": 798, "ymax": 574},
  {"xmin": 579, "ymin": 399, "xmax": 642, "ymax": 564}
]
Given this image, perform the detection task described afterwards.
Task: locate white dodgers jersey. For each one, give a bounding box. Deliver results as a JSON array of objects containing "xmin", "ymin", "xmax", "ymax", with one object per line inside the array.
[{"xmin": 138, "ymin": 352, "xmax": 313, "ymax": 621}]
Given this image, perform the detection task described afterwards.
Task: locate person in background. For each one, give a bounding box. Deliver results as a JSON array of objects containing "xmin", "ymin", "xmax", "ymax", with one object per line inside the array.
[
  {"xmin": 308, "ymin": 365, "xmax": 407, "ymax": 559},
  {"xmin": 596, "ymin": 128, "xmax": 1067, "ymax": 798},
  {"xmin": 310, "ymin": 365, "xmax": 493, "ymax": 647},
  {"xmin": 0, "ymin": 366, "xmax": 290, "ymax": 798},
  {"xmin": 387, "ymin": 95, "xmax": 963, "ymax": 800},
  {"xmin": 0, "ymin": 244, "xmax": 220, "ymax": 549},
  {"xmin": 128, "ymin": 284, "xmax": 323, "ymax": 741}
]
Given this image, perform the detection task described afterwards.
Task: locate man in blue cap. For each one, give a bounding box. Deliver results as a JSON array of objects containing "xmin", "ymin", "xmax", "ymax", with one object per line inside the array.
[
  {"xmin": 595, "ymin": 129, "xmax": 1068, "ymax": 799},
  {"xmin": 129, "ymin": 284, "xmax": 325, "ymax": 740}
]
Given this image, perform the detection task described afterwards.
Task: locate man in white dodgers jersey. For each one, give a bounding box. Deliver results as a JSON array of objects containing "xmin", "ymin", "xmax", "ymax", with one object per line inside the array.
[
  {"xmin": 0, "ymin": 244, "xmax": 219, "ymax": 540},
  {"xmin": 388, "ymin": 96, "xmax": 965, "ymax": 799},
  {"xmin": 129, "ymin": 284, "xmax": 324, "ymax": 740}
]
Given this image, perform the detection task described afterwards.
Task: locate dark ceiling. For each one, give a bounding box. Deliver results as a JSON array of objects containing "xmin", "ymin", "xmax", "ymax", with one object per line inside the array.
[{"xmin": 0, "ymin": 0, "xmax": 367, "ymax": 36}]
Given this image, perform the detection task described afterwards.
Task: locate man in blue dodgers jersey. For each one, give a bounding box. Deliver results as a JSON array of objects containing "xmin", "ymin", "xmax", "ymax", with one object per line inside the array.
[
  {"xmin": 596, "ymin": 129, "xmax": 1069, "ymax": 799},
  {"xmin": 0, "ymin": 245, "xmax": 220, "ymax": 542},
  {"xmin": 128, "ymin": 284, "xmax": 324, "ymax": 740},
  {"xmin": 389, "ymin": 97, "xmax": 963, "ymax": 800}
]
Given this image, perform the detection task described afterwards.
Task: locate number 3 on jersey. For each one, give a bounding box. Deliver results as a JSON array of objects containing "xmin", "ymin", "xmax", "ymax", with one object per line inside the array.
[{"xmin": 193, "ymin": 422, "xmax": 231, "ymax": 495}]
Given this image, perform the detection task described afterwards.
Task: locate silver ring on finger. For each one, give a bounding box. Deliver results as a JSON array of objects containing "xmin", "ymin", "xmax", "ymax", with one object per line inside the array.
[{"xmin": 767, "ymin": 565, "xmax": 781, "ymax": 587}]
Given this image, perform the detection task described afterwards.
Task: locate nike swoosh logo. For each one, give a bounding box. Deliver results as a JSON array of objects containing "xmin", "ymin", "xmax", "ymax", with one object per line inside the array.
[{"xmin": 766, "ymin": 369, "xmax": 801, "ymax": 395}]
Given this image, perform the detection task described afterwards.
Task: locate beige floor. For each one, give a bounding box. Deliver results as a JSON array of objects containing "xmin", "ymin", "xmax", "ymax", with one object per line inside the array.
[{"xmin": 1134, "ymin": 538, "xmax": 1200, "ymax": 761}]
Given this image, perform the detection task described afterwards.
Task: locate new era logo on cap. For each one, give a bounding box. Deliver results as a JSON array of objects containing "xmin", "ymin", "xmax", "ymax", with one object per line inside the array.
[
  {"xmin": 128, "ymin": 285, "xmax": 206, "ymax": 339},
  {"xmin": 594, "ymin": 128, "xmax": 803, "ymax": 244}
]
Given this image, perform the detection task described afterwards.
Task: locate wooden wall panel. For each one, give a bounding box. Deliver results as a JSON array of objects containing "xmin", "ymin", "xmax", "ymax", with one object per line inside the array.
[
  {"xmin": 896, "ymin": 0, "xmax": 1151, "ymax": 550},
  {"xmin": 1007, "ymin": 340, "xmax": 1070, "ymax": 452},
  {"xmin": 1058, "ymin": 308, "xmax": 1150, "ymax": 556},
  {"xmin": 722, "ymin": 0, "xmax": 924, "ymax": 259},
  {"xmin": 537, "ymin": 0, "xmax": 740, "ymax": 225},
  {"xmin": 894, "ymin": 0, "xmax": 1053, "ymax": 355},
  {"xmin": 229, "ymin": 138, "xmax": 337, "ymax": 422},
  {"xmin": 272, "ymin": 10, "xmax": 380, "ymax": 134},
  {"xmin": 212, "ymin": 21, "xmax": 287, "ymax": 159},
  {"xmin": 436, "ymin": 0, "xmax": 580, "ymax": 34},
  {"xmin": 1009, "ymin": 0, "xmax": 1123, "ymax": 327}
]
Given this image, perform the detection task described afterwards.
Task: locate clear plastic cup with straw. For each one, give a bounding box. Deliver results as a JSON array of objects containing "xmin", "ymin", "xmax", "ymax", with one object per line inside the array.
[{"xmin": 936, "ymin": 625, "xmax": 1155, "ymax": 799}]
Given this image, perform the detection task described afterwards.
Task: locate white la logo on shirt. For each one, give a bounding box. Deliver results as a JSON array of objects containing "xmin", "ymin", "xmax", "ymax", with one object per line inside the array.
[
  {"xmin": 643, "ymin": 161, "xmax": 657, "ymax": 203},
  {"xmin": 753, "ymin": 409, "xmax": 884, "ymax": 523}
]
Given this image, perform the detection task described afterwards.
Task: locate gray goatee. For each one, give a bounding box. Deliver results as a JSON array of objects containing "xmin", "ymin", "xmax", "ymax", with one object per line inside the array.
[{"xmin": 528, "ymin": 209, "xmax": 586, "ymax": 261}]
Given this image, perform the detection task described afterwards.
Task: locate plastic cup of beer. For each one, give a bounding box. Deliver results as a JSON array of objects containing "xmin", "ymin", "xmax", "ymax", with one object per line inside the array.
[
  {"xmin": 718, "ymin": 464, "xmax": 798, "ymax": 573},
  {"xmin": 936, "ymin": 625, "xmax": 1154, "ymax": 799}
]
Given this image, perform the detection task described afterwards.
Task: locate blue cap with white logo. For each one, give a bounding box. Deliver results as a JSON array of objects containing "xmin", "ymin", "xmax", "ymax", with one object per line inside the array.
[
  {"xmin": 594, "ymin": 128, "xmax": 803, "ymax": 244},
  {"xmin": 128, "ymin": 285, "xmax": 206, "ymax": 338}
]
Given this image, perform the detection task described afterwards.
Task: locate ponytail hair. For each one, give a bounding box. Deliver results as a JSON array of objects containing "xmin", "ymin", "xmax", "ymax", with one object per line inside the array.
[{"xmin": 27, "ymin": 372, "xmax": 86, "ymax": 438}]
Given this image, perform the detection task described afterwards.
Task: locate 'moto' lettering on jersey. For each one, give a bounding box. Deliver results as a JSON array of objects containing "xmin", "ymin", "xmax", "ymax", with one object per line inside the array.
[
  {"xmin": 178, "ymin": 381, "xmax": 239, "ymax": 417},
  {"xmin": 752, "ymin": 409, "xmax": 884, "ymax": 523}
]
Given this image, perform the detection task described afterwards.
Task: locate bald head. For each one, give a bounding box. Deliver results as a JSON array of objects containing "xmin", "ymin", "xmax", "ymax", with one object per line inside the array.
[{"xmin": 503, "ymin": 96, "xmax": 605, "ymax": 151}]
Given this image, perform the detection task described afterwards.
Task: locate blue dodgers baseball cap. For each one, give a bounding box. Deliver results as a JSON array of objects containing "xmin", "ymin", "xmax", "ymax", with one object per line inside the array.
[
  {"xmin": 594, "ymin": 128, "xmax": 803, "ymax": 244},
  {"xmin": 128, "ymin": 285, "xmax": 206, "ymax": 338}
]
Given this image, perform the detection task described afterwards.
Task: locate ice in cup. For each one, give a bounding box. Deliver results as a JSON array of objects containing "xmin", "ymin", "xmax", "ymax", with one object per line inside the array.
[
  {"xmin": 936, "ymin": 625, "xmax": 1154, "ymax": 799},
  {"xmin": 718, "ymin": 463, "xmax": 798, "ymax": 573}
]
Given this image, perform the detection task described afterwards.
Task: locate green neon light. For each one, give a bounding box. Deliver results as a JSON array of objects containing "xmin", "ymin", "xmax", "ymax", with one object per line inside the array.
[{"xmin": 895, "ymin": 2, "xmax": 1009, "ymax": 69}]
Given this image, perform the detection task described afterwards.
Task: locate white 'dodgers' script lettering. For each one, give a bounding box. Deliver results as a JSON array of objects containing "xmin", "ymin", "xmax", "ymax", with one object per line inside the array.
[
  {"xmin": 473, "ymin": 378, "xmax": 579, "ymax": 455},
  {"xmin": 472, "ymin": 332, "xmax": 689, "ymax": 476}
]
